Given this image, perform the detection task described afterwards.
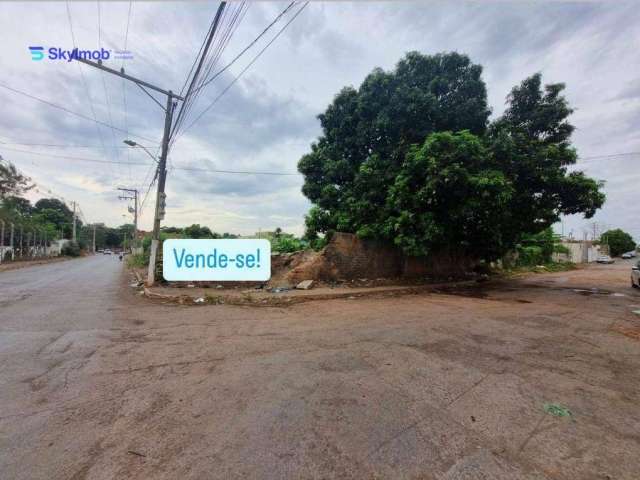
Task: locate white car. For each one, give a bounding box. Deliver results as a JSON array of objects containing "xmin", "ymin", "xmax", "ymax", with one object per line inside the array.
[
  {"xmin": 622, "ymin": 251, "xmax": 637, "ymax": 259},
  {"xmin": 632, "ymin": 263, "xmax": 640, "ymax": 288},
  {"xmin": 596, "ymin": 255, "xmax": 614, "ymax": 264}
]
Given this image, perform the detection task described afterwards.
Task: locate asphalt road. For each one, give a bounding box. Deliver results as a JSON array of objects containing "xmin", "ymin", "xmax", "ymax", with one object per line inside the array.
[
  {"xmin": 1, "ymin": 256, "xmax": 639, "ymax": 479},
  {"xmin": 0, "ymin": 255, "xmax": 126, "ymax": 479}
]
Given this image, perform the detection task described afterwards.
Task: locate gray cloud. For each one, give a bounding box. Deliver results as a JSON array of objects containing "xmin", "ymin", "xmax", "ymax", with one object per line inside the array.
[{"xmin": 1, "ymin": 1, "xmax": 639, "ymax": 239}]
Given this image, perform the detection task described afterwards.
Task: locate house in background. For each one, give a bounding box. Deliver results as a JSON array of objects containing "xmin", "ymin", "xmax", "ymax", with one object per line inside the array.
[{"xmin": 554, "ymin": 239, "xmax": 604, "ymax": 263}]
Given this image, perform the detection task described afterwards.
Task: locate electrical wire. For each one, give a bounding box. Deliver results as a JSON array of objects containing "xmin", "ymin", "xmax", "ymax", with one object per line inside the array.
[
  {"xmin": 0, "ymin": 82, "xmax": 157, "ymax": 144},
  {"xmin": 1, "ymin": 145, "xmax": 300, "ymax": 175},
  {"xmin": 176, "ymin": 2, "xmax": 309, "ymax": 142},
  {"xmin": 122, "ymin": 0, "xmax": 134, "ymax": 183},
  {"xmin": 65, "ymin": 0, "xmax": 114, "ymax": 180},
  {"xmin": 190, "ymin": 1, "xmax": 296, "ymax": 97}
]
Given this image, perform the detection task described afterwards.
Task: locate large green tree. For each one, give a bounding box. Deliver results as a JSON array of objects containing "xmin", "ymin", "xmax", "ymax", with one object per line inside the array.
[
  {"xmin": 602, "ymin": 229, "xmax": 636, "ymax": 257},
  {"xmin": 299, "ymin": 53, "xmax": 605, "ymax": 260},
  {"xmin": 388, "ymin": 131, "xmax": 513, "ymax": 257},
  {"xmin": 33, "ymin": 198, "xmax": 79, "ymax": 238},
  {"xmin": 486, "ymin": 73, "xmax": 605, "ymax": 251},
  {"xmin": 299, "ymin": 51, "xmax": 490, "ymax": 239}
]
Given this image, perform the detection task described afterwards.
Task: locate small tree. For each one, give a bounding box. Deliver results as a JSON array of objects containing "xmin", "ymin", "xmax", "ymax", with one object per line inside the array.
[
  {"xmin": 601, "ymin": 229, "xmax": 636, "ymax": 256},
  {"xmin": 0, "ymin": 158, "xmax": 33, "ymax": 199}
]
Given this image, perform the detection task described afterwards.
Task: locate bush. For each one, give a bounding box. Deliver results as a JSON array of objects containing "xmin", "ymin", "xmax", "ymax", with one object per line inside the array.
[
  {"xmin": 517, "ymin": 245, "xmax": 544, "ymax": 266},
  {"xmin": 271, "ymin": 235, "xmax": 308, "ymax": 253},
  {"xmin": 127, "ymin": 253, "xmax": 148, "ymax": 268},
  {"xmin": 61, "ymin": 241, "xmax": 81, "ymax": 257}
]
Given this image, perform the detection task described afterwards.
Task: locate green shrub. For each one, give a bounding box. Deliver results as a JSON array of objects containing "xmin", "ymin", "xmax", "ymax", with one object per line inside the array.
[
  {"xmin": 517, "ymin": 245, "xmax": 544, "ymax": 266},
  {"xmin": 271, "ymin": 235, "xmax": 308, "ymax": 253},
  {"xmin": 127, "ymin": 253, "xmax": 148, "ymax": 268},
  {"xmin": 61, "ymin": 241, "xmax": 81, "ymax": 257}
]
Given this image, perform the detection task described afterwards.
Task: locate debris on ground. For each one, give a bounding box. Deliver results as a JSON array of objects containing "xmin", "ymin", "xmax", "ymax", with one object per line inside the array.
[
  {"xmin": 544, "ymin": 403, "xmax": 573, "ymax": 418},
  {"xmin": 127, "ymin": 450, "xmax": 147, "ymax": 458},
  {"xmin": 269, "ymin": 287, "xmax": 290, "ymax": 294},
  {"xmin": 296, "ymin": 280, "xmax": 314, "ymax": 290},
  {"xmin": 194, "ymin": 297, "xmax": 206, "ymax": 304}
]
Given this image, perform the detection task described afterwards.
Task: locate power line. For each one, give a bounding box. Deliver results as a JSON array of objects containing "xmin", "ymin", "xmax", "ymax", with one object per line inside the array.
[
  {"xmin": 1, "ymin": 145, "xmax": 299, "ymax": 175},
  {"xmin": 66, "ymin": 0, "xmax": 113, "ymax": 180},
  {"xmin": 171, "ymin": 2, "xmax": 250, "ymax": 144},
  {"xmin": 0, "ymin": 142, "xmax": 154, "ymax": 149},
  {"xmin": 577, "ymin": 152, "xmax": 640, "ymax": 162},
  {"xmin": 0, "ymin": 146, "xmax": 151, "ymax": 167},
  {"xmin": 177, "ymin": 2, "xmax": 309, "ymax": 141},
  {"xmin": 170, "ymin": 2, "xmax": 228, "ymax": 143},
  {"xmin": 0, "ymin": 82, "xmax": 157, "ymax": 144},
  {"xmin": 173, "ymin": 165, "xmax": 299, "ymax": 175},
  {"xmin": 96, "ymin": 0, "xmax": 122, "ymax": 181},
  {"xmin": 122, "ymin": 0, "xmax": 135, "ymax": 183},
  {"xmin": 190, "ymin": 1, "xmax": 297, "ymax": 97}
]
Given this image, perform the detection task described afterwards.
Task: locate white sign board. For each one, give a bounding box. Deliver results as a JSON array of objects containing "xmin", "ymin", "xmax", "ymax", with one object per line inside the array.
[{"xmin": 163, "ymin": 239, "xmax": 271, "ymax": 281}]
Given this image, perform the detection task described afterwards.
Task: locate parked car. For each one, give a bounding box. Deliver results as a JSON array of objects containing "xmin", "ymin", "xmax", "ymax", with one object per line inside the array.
[
  {"xmin": 103, "ymin": 249, "xmax": 112, "ymax": 255},
  {"xmin": 632, "ymin": 262, "xmax": 640, "ymax": 288},
  {"xmin": 596, "ymin": 255, "xmax": 614, "ymax": 264},
  {"xmin": 622, "ymin": 251, "xmax": 637, "ymax": 259}
]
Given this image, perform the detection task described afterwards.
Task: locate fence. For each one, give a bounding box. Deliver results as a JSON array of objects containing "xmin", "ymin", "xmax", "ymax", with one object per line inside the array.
[{"xmin": 0, "ymin": 219, "xmax": 56, "ymax": 264}]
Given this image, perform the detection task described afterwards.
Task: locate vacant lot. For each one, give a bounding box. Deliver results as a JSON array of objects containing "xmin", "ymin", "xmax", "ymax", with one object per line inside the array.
[{"xmin": 1, "ymin": 257, "xmax": 639, "ymax": 479}]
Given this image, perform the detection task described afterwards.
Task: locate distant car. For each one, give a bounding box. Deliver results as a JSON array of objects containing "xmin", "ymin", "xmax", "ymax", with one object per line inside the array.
[
  {"xmin": 596, "ymin": 255, "xmax": 614, "ymax": 264},
  {"xmin": 622, "ymin": 252, "xmax": 633, "ymax": 259},
  {"xmin": 632, "ymin": 262, "xmax": 640, "ymax": 288},
  {"xmin": 103, "ymin": 249, "xmax": 112, "ymax": 255}
]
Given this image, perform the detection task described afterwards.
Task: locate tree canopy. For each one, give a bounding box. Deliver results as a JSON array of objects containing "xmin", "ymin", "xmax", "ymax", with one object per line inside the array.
[
  {"xmin": 298, "ymin": 52, "xmax": 605, "ymax": 260},
  {"xmin": 602, "ymin": 229, "xmax": 636, "ymax": 257},
  {"xmin": 0, "ymin": 158, "xmax": 32, "ymax": 200}
]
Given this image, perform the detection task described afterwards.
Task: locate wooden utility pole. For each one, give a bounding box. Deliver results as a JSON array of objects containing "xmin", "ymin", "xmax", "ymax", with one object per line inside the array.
[
  {"xmin": 72, "ymin": 201, "xmax": 77, "ymax": 242},
  {"xmin": 10, "ymin": 223, "xmax": 14, "ymax": 261},
  {"xmin": 74, "ymin": 57, "xmax": 184, "ymax": 285},
  {"xmin": 118, "ymin": 187, "xmax": 139, "ymax": 250}
]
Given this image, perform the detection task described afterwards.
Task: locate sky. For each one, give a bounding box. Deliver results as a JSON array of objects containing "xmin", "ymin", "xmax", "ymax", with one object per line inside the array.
[{"xmin": 0, "ymin": 1, "xmax": 638, "ymax": 240}]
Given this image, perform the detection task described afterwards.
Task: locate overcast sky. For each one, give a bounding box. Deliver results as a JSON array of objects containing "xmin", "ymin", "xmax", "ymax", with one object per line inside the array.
[{"xmin": 0, "ymin": 1, "xmax": 638, "ymax": 240}]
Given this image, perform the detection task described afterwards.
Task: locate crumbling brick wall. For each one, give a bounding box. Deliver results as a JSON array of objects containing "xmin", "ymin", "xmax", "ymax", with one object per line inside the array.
[{"xmin": 280, "ymin": 233, "xmax": 474, "ymax": 285}]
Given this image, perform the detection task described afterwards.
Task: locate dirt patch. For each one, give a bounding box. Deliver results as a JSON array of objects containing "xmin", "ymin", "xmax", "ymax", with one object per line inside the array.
[
  {"xmin": 0, "ymin": 256, "xmax": 73, "ymax": 273},
  {"xmin": 613, "ymin": 326, "xmax": 640, "ymax": 341}
]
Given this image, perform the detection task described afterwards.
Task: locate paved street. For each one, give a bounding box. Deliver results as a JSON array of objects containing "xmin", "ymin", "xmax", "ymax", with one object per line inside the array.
[{"xmin": 1, "ymin": 256, "xmax": 639, "ymax": 479}]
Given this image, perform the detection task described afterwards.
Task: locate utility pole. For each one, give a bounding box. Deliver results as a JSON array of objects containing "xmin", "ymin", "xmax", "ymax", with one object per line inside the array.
[
  {"xmin": 72, "ymin": 201, "xmax": 77, "ymax": 242},
  {"xmin": 0, "ymin": 220, "xmax": 4, "ymax": 264},
  {"xmin": 92, "ymin": 224, "xmax": 96, "ymax": 254},
  {"xmin": 74, "ymin": 58, "xmax": 184, "ymax": 286},
  {"xmin": 148, "ymin": 92, "xmax": 175, "ymax": 284},
  {"xmin": 118, "ymin": 188, "xmax": 138, "ymax": 250},
  {"xmin": 10, "ymin": 223, "xmax": 14, "ymax": 261}
]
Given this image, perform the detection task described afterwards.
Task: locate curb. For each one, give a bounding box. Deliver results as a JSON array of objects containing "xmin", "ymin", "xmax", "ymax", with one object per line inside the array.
[{"xmin": 141, "ymin": 280, "xmax": 480, "ymax": 307}]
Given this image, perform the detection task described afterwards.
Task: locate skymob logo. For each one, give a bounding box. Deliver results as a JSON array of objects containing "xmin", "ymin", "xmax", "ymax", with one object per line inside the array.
[{"xmin": 29, "ymin": 46, "xmax": 111, "ymax": 62}]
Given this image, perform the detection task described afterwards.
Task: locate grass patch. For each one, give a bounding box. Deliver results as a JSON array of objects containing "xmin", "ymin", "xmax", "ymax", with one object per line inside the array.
[
  {"xmin": 506, "ymin": 261, "xmax": 577, "ymax": 276},
  {"xmin": 127, "ymin": 253, "xmax": 148, "ymax": 268}
]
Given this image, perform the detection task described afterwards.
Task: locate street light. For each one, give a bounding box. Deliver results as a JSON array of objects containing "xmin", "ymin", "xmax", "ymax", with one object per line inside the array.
[{"xmin": 123, "ymin": 139, "xmax": 158, "ymax": 163}]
